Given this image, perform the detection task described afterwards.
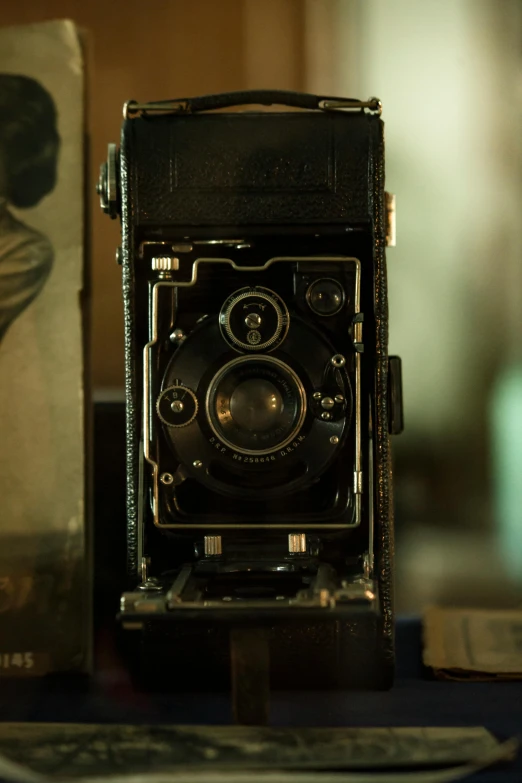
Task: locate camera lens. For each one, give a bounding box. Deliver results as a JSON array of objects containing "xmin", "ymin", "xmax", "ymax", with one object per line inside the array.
[
  {"xmin": 206, "ymin": 356, "xmax": 306, "ymax": 455},
  {"xmin": 307, "ymin": 278, "xmax": 345, "ymax": 316},
  {"xmin": 229, "ymin": 379, "xmax": 284, "ymax": 433}
]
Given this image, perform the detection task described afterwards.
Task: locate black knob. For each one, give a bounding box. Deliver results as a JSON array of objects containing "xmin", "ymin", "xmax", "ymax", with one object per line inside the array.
[{"xmin": 156, "ymin": 385, "xmax": 198, "ymax": 427}]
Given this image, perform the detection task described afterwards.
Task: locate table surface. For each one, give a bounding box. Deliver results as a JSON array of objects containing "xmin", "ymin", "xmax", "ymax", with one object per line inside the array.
[{"xmin": 0, "ymin": 619, "xmax": 521, "ymax": 782}]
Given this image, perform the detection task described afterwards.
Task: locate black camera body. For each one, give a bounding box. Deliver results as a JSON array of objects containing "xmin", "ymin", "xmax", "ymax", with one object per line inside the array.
[{"xmin": 98, "ymin": 90, "xmax": 402, "ymax": 696}]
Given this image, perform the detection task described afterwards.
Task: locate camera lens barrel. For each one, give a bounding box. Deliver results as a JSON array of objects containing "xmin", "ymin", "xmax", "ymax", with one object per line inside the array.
[{"xmin": 206, "ymin": 355, "xmax": 307, "ymax": 456}]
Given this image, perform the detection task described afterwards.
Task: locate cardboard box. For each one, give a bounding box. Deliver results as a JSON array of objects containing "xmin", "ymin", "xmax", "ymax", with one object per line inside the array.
[{"xmin": 0, "ymin": 20, "xmax": 89, "ymax": 675}]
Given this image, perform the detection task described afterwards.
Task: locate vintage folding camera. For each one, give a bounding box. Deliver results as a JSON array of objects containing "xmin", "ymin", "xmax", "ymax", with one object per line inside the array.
[{"xmin": 98, "ymin": 90, "xmax": 402, "ymax": 698}]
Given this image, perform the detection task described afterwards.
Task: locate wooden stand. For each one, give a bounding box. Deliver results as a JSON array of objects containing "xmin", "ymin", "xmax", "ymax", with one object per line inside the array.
[{"xmin": 230, "ymin": 627, "xmax": 270, "ymax": 725}]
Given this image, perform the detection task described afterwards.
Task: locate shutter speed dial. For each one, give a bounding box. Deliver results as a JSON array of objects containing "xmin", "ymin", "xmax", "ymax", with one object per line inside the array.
[
  {"xmin": 156, "ymin": 384, "xmax": 198, "ymax": 427},
  {"xmin": 219, "ymin": 286, "xmax": 290, "ymax": 352}
]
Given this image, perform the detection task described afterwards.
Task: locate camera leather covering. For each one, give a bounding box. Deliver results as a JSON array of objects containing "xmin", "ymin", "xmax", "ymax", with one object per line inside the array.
[
  {"xmin": 118, "ymin": 92, "xmax": 394, "ymax": 689},
  {"xmin": 121, "ymin": 111, "xmax": 376, "ymax": 228}
]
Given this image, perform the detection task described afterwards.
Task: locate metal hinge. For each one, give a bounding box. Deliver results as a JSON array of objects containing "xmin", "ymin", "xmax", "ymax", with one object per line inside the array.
[
  {"xmin": 385, "ymin": 192, "xmax": 396, "ymax": 247},
  {"xmin": 123, "ymin": 100, "xmax": 189, "ymax": 119},
  {"xmin": 319, "ymin": 97, "xmax": 382, "ymax": 115}
]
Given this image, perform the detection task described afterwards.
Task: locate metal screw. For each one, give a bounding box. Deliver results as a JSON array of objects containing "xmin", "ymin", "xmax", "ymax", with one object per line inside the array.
[
  {"xmin": 331, "ymin": 354, "xmax": 346, "ymax": 368},
  {"xmin": 193, "ymin": 460, "xmax": 203, "ymax": 469},
  {"xmin": 313, "ymin": 391, "xmax": 322, "ymax": 400},
  {"xmin": 171, "ymin": 399, "xmax": 184, "ymax": 413},
  {"xmin": 335, "ymin": 394, "xmax": 344, "ymax": 404},
  {"xmin": 137, "ymin": 577, "xmax": 162, "ymax": 592},
  {"xmin": 321, "ymin": 411, "xmax": 332, "ymax": 421},
  {"xmin": 321, "ymin": 397, "xmax": 335, "ymax": 410},
  {"xmin": 330, "ymin": 435, "xmax": 339, "ymax": 445},
  {"xmin": 170, "ymin": 328, "xmax": 185, "ymax": 343},
  {"xmin": 137, "ymin": 556, "xmax": 162, "ymax": 592},
  {"xmin": 160, "ymin": 472, "xmax": 174, "ymax": 485},
  {"xmin": 245, "ymin": 312, "xmax": 262, "ymax": 329}
]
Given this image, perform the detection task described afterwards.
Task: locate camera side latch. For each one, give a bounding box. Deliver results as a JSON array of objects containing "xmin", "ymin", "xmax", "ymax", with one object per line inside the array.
[{"xmin": 352, "ymin": 313, "xmax": 364, "ymax": 352}]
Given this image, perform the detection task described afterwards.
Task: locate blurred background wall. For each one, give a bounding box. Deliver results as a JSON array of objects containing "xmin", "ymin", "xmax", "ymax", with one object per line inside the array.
[
  {"xmin": 327, "ymin": 0, "xmax": 522, "ymax": 608},
  {"xmin": 2, "ymin": 0, "xmax": 521, "ymax": 611}
]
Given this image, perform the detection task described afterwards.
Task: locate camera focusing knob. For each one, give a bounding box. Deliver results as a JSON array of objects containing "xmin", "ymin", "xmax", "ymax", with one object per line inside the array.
[
  {"xmin": 97, "ymin": 142, "xmax": 119, "ymax": 219},
  {"xmin": 152, "ymin": 256, "xmax": 180, "ymax": 274},
  {"xmin": 220, "ymin": 287, "xmax": 289, "ymax": 352},
  {"xmin": 156, "ymin": 385, "xmax": 198, "ymax": 427}
]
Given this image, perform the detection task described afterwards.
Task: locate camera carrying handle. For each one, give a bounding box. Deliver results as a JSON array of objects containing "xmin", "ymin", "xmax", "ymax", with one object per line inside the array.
[{"xmin": 123, "ymin": 90, "xmax": 382, "ymax": 118}]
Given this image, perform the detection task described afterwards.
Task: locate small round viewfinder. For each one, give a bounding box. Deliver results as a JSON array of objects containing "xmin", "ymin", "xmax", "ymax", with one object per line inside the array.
[{"xmin": 307, "ymin": 278, "xmax": 345, "ymax": 316}]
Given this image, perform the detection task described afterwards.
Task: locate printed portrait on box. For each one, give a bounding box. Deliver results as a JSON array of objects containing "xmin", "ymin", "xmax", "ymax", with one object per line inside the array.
[{"xmin": 0, "ymin": 74, "xmax": 60, "ymax": 344}]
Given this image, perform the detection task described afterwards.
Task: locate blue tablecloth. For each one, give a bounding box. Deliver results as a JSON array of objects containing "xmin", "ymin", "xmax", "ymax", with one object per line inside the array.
[{"xmin": 0, "ymin": 619, "xmax": 521, "ymax": 781}]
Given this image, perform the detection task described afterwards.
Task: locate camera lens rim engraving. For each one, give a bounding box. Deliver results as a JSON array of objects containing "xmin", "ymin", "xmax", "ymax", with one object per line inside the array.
[
  {"xmin": 205, "ymin": 355, "xmax": 307, "ymax": 456},
  {"xmin": 306, "ymin": 278, "xmax": 345, "ymax": 317},
  {"xmin": 220, "ymin": 287, "xmax": 289, "ymax": 352},
  {"xmin": 156, "ymin": 384, "xmax": 198, "ymax": 428}
]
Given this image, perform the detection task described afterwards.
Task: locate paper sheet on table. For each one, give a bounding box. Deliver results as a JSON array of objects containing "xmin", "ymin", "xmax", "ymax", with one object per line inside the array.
[
  {"xmin": 423, "ymin": 606, "xmax": 522, "ymax": 680},
  {"xmin": 0, "ymin": 724, "xmax": 516, "ymax": 783}
]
